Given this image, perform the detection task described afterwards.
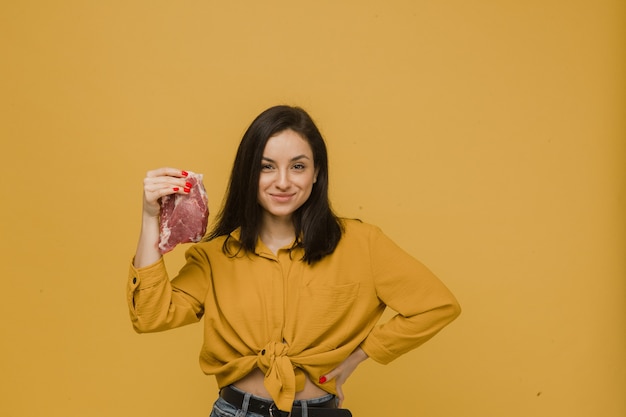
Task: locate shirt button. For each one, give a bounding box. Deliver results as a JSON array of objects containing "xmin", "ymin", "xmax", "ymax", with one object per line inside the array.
[
  {"xmin": 261, "ymin": 349, "xmax": 266, "ymax": 355},
  {"xmin": 132, "ymin": 277, "xmax": 137, "ymax": 284}
]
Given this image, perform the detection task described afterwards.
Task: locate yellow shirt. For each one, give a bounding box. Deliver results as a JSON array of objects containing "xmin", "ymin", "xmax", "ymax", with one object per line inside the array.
[{"xmin": 127, "ymin": 219, "xmax": 460, "ymax": 410}]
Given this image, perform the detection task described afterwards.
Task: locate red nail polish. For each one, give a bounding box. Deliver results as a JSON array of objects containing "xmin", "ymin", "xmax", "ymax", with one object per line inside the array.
[
  {"xmin": 182, "ymin": 170, "xmax": 189, "ymax": 177},
  {"xmin": 184, "ymin": 187, "xmax": 191, "ymax": 193},
  {"xmin": 185, "ymin": 182, "xmax": 192, "ymax": 188},
  {"xmin": 319, "ymin": 376, "xmax": 327, "ymax": 384},
  {"xmin": 173, "ymin": 187, "xmax": 179, "ymax": 192}
]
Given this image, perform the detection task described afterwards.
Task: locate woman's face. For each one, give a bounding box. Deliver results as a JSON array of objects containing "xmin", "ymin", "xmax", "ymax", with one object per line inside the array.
[{"xmin": 257, "ymin": 129, "xmax": 318, "ymax": 223}]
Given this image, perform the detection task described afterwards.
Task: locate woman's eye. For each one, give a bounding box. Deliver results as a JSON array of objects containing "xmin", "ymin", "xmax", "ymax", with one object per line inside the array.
[
  {"xmin": 293, "ymin": 163, "xmax": 305, "ymax": 170},
  {"xmin": 261, "ymin": 164, "xmax": 274, "ymax": 171}
]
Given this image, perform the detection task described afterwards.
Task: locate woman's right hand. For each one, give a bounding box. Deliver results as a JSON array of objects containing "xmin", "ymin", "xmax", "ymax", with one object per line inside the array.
[
  {"xmin": 142, "ymin": 167, "xmax": 191, "ymax": 218},
  {"xmin": 134, "ymin": 167, "xmax": 190, "ymax": 268}
]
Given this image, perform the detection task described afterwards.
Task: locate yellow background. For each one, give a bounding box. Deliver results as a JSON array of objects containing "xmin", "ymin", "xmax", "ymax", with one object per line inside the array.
[{"xmin": 1, "ymin": 1, "xmax": 624, "ymax": 416}]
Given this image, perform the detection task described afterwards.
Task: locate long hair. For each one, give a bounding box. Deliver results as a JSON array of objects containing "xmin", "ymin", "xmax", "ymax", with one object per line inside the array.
[{"xmin": 207, "ymin": 105, "xmax": 343, "ymax": 264}]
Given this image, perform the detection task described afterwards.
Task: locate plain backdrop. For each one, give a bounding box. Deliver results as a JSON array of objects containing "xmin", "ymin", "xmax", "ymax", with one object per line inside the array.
[{"xmin": 1, "ymin": 1, "xmax": 624, "ymax": 416}]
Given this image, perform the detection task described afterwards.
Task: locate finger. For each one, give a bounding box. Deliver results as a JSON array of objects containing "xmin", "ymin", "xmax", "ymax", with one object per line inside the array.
[
  {"xmin": 146, "ymin": 167, "xmax": 189, "ymax": 179},
  {"xmin": 144, "ymin": 174, "xmax": 192, "ymax": 193},
  {"xmin": 319, "ymin": 363, "xmax": 345, "ymax": 387},
  {"xmin": 318, "ymin": 371, "xmax": 333, "ymax": 385},
  {"xmin": 146, "ymin": 183, "xmax": 190, "ymax": 199},
  {"xmin": 144, "ymin": 177, "xmax": 190, "ymax": 192},
  {"xmin": 143, "ymin": 181, "xmax": 190, "ymax": 209},
  {"xmin": 320, "ymin": 365, "xmax": 342, "ymax": 383},
  {"xmin": 319, "ymin": 372, "xmax": 344, "ymax": 407}
]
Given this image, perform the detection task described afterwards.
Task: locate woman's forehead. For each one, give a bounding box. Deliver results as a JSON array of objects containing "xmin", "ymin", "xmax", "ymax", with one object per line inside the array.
[{"xmin": 263, "ymin": 130, "xmax": 313, "ymax": 158}]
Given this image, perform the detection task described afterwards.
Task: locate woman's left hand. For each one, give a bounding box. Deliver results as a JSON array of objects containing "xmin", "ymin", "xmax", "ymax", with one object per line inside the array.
[{"xmin": 319, "ymin": 347, "xmax": 369, "ymax": 407}]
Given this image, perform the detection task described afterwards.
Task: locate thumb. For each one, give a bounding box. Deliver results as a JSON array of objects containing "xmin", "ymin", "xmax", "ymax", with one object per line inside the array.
[{"xmin": 335, "ymin": 384, "xmax": 345, "ymax": 408}]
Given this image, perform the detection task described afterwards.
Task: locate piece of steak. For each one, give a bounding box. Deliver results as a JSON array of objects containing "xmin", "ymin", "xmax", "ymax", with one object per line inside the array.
[{"xmin": 158, "ymin": 171, "xmax": 209, "ymax": 254}]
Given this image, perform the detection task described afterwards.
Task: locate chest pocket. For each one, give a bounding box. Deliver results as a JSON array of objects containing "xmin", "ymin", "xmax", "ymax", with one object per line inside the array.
[{"xmin": 292, "ymin": 282, "xmax": 360, "ymax": 348}]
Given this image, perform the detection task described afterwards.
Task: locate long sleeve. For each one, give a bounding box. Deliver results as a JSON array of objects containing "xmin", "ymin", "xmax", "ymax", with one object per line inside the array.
[
  {"xmin": 127, "ymin": 251, "xmax": 209, "ymax": 333},
  {"xmin": 125, "ymin": 221, "xmax": 460, "ymax": 407},
  {"xmin": 359, "ymin": 226, "xmax": 461, "ymax": 364}
]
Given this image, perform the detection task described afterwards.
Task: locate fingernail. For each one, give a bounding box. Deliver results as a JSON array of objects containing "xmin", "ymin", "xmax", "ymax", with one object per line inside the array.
[
  {"xmin": 319, "ymin": 376, "xmax": 327, "ymax": 384},
  {"xmin": 173, "ymin": 187, "xmax": 179, "ymax": 192},
  {"xmin": 184, "ymin": 187, "xmax": 191, "ymax": 193},
  {"xmin": 182, "ymin": 171, "xmax": 189, "ymax": 177},
  {"xmin": 185, "ymin": 182, "xmax": 192, "ymax": 188}
]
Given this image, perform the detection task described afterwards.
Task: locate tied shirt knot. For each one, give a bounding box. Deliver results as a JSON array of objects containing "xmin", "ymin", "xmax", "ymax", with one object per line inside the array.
[{"xmin": 257, "ymin": 341, "xmax": 306, "ymax": 411}]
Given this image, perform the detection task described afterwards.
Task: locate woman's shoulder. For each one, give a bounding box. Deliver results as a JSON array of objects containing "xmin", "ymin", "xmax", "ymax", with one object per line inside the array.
[
  {"xmin": 185, "ymin": 234, "xmax": 232, "ymax": 258},
  {"xmin": 330, "ymin": 218, "xmax": 390, "ymax": 259},
  {"xmin": 339, "ymin": 218, "xmax": 382, "ymax": 237}
]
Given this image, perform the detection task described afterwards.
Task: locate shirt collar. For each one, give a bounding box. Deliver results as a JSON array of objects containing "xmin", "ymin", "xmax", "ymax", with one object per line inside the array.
[{"xmin": 228, "ymin": 228, "xmax": 303, "ymax": 259}]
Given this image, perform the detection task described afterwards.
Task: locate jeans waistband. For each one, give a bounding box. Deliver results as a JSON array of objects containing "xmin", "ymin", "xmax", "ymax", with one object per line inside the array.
[{"xmin": 219, "ymin": 385, "xmax": 337, "ymax": 416}]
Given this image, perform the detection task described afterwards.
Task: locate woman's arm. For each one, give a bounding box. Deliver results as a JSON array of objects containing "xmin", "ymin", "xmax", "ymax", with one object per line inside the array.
[
  {"xmin": 133, "ymin": 167, "xmax": 190, "ymax": 268},
  {"xmin": 361, "ymin": 226, "xmax": 461, "ymax": 364},
  {"xmin": 128, "ymin": 168, "xmax": 209, "ymax": 333}
]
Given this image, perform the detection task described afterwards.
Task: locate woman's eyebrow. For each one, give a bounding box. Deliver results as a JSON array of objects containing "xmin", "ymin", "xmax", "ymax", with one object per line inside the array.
[{"xmin": 261, "ymin": 154, "xmax": 311, "ymax": 163}]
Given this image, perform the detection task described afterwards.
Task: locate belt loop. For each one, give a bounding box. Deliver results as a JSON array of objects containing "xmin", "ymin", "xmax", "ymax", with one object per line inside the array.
[
  {"xmin": 235, "ymin": 392, "xmax": 252, "ymax": 417},
  {"xmin": 300, "ymin": 399, "xmax": 308, "ymax": 417}
]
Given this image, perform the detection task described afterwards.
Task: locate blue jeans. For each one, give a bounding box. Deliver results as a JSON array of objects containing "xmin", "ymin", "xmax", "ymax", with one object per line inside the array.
[{"xmin": 210, "ymin": 386, "xmax": 337, "ymax": 417}]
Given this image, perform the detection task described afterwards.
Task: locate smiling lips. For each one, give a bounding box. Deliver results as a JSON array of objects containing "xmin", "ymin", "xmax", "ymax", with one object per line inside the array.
[{"xmin": 270, "ymin": 193, "xmax": 295, "ymax": 202}]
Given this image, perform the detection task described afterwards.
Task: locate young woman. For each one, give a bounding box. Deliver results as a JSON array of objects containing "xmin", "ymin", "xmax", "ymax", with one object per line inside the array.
[{"xmin": 128, "ymin": 105, "xmax": 461, "ymax": 417}]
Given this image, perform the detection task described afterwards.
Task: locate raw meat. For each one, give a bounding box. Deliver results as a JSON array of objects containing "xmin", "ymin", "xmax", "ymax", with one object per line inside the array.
[{"xmin": 158, "ymin": 171, "xmax": 209, "ymax": 254}]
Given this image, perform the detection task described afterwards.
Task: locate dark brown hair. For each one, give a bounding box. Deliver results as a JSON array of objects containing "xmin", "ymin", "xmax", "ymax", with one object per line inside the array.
[{"xmin": 207, "ymin": 105, "xmax": 343, "ymax": 264}]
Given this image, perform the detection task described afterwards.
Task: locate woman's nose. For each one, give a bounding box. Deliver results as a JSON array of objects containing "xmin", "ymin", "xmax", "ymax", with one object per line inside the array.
[{"xmin": 275, "ymin": 169, "xmax": 290, "ymax": 188}]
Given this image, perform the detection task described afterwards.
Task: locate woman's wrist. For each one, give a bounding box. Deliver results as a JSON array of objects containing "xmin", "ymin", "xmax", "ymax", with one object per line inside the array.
[
  {"xmin": 352, "ymin": 347, "xmax": 369, "ymax": 363},
  {"xmin": 134, "ymin": 215, "xmax": 162, "ymax": 268}
]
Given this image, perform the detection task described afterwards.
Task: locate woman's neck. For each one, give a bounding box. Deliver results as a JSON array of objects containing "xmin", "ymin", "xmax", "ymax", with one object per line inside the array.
[{"xmin": 259, "ymin": 216, "xmax": 296, "ymax": 254}]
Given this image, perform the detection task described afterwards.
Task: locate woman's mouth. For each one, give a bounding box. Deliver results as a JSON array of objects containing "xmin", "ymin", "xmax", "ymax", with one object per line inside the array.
[{"xmin": 270, "ymin": 193, "xmax": 295, "ymax": 203}]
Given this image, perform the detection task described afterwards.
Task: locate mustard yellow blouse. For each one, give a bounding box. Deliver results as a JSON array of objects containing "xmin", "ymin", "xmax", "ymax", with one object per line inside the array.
[{"xmin": 127, "ymin": 219, "xmax": 460, "ymax": 410}]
